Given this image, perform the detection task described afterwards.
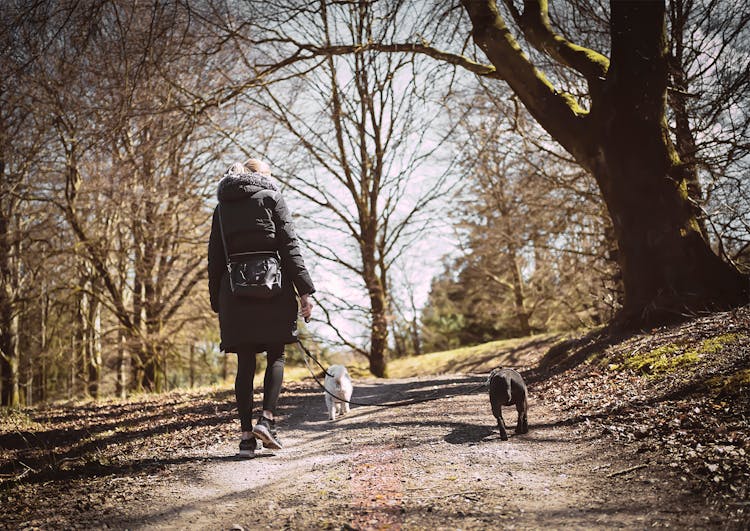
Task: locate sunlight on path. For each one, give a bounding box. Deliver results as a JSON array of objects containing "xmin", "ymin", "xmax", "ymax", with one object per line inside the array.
[
  {"xmin": 119, "ymin": 376, "xmax": 715, "ymax": 530},
  {"xmin": 349, "ymin": 447, "xmax": 405, "ymax": 530}
]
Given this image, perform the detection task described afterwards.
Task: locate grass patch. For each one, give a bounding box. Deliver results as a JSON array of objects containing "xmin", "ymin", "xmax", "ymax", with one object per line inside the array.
[
  {"xmin": 707, "ymin": 368, "xmax": 750, "ymax": 396},
  {"xmin": 347, "ymin": 333, "xmax": 561, "ymax": 379},
  {"xmin": 285, "ymin": 365, "xmax": 315, "ymax": 381},
  {"xmin": 699, "ymin": 333, "xmax": 743, "ymax": 355},
  {"xmin": 281, "ymin": 331, "xmax": 744, "ymax": 382},
  {"xmin": 623, "ymin": 334, "xmax": 744, "ymax": 377},
  {"xmin": 624, "ymin": 344, "xmax": 695, "ymax": 375}
]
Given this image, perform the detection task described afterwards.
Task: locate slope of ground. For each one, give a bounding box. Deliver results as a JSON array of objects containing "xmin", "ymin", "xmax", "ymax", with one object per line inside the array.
[
  {"xmin": 534, "ymin": 306, "xmax": 750, "ymax": 516},
  {"xmin": 1, "ymin": 306, "xmax": 748, "ymax": 529}
]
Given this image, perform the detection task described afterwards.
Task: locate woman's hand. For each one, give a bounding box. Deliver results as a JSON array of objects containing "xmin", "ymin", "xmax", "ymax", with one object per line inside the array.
[{"xmin": 299, "ymin": 293, "xmax": 314, "ymax": 322}]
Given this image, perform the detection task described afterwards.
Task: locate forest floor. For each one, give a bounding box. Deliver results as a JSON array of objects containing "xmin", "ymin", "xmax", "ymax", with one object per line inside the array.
[{"xmin": 1, "ymin": 306, "xmax": 749, "ymax": 530}]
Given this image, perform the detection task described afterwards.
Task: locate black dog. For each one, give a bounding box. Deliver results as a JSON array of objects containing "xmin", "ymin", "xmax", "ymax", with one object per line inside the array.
[{"xmin": 488, "ymin": 367, "xmax": 528, "ymax": 440}]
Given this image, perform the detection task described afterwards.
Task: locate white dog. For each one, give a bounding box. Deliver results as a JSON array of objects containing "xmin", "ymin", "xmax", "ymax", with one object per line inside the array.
[{"xmin": 324, "ymin": 365, "xmax": 353, "ymax": 421}]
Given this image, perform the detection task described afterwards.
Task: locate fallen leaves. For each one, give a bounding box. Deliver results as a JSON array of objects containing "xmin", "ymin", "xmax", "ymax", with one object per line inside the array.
[{"xmin": 533, "ymin": 305, "xmax": 750, "ymax": 518}]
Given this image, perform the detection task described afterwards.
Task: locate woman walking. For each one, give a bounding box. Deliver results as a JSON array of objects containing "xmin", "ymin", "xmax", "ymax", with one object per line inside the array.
[{"xmin": 208, "ymin": 159, "xmax": 315, "ymax": 457}]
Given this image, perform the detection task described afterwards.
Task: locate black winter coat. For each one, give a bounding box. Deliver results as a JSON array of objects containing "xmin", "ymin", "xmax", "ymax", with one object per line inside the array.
[{"xmin": 208, "ymin": 170, "xmax": 315, "ymax": 351}]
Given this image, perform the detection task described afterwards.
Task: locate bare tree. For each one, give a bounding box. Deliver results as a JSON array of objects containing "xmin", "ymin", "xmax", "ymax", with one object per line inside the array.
[
  {"xmin": 0, "ymin": 0, "xmax": 62, "ymax": 406},
  {"xmin": 228, "ymin": 0, "xmax": 748, "ymax": 327},
  {"xmin": 452, "ymin": 119, "xmax": 615, "ymax": 337},
  {"xmin": 1, "ymin": 0, "xmax": 239, "ymax": 400},
  {"xmin": 57, "ymin": 1, "xmax": 232, "ymax": 391},
  {"xmin": 214, "ymin": 2, "xmax": 459, "ymax": 376},
  {"xmin": 465, "ymin": 0, "xmax": 747, "ymax": 324}
]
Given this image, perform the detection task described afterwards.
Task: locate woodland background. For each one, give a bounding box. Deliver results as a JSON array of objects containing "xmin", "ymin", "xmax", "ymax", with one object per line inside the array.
[{"xmin": 1, "ymin": 0, "xmax": 748, "ymax": 407}]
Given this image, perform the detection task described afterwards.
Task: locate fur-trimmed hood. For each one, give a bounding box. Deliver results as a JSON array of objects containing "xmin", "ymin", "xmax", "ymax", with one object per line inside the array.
[{"xmin": 217, "ymin": 164, "xmax": 279, "ymax": 201}]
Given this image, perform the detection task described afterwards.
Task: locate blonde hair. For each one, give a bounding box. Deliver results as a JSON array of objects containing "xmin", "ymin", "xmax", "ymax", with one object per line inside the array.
[
  {"xmin": 244, "ymin": 158, "xmax": 272, "ymax": 176},
  {"xmin": 229, "ymin": 162, "xmax": 249, "ymax": 174}
]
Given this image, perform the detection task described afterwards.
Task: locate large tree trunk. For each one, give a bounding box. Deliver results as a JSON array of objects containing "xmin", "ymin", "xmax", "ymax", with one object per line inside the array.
[
  {"xmin": 462, "ymin": 0, "xmax": 748, "ymax": 328},
  {"xmin": 585, "ymin": 1, "xmax": 747, "ymax": 326},
  {"xmin": 590, "ymin": 157, "xmax": 746, "ymax": 325}
]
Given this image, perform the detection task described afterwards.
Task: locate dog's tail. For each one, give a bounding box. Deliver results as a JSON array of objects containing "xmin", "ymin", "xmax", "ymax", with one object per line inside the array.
[
  {"xmin": 334, "ymin": 367, "xmax": 349, "ymax": 386},
  {"xmin": 503, "ymin": 374, "xmax": 512, "ymax": 403}
]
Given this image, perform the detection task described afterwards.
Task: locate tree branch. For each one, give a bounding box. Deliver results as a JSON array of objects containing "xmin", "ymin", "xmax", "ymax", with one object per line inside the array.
[
  {"xmin": 305, "ymin": 41, "xmax": 500, "ymax": 78},
  {"xmin": 502, "ymin": 0, "xmax": 609, "ymax": 85},
  {"xmin": 460, "ymin": 0, "xmax": 590, "ymax": 160}
]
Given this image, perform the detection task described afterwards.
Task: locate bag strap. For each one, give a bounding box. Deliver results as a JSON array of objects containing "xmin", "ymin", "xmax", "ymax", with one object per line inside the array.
[{"xmin": 216, "ymin": 204, "xmax": 231, "ymax": 272}]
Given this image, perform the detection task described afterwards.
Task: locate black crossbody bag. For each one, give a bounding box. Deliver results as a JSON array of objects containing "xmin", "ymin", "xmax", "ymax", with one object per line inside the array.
[{"xmin": 217, "ymin": 204, "xmax": 282, "ymax": 299}]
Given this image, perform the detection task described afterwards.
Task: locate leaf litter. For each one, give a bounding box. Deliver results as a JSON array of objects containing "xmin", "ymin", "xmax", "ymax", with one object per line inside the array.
[{"xmin": 1, "ymin": 306, "xmax": 748, "ymax": 529}]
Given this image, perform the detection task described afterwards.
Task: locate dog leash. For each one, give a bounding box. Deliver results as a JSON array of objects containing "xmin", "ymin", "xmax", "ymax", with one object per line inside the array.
[{"xmin": 296, "ymin": 339, "xmax": 487, "ymax": 408}]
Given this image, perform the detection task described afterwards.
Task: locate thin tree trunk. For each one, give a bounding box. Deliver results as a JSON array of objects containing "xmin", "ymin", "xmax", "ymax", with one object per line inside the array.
[
  {"xmin": 39, "ymin": 285, "xmax": 48, "ymax": 403},
  {"xmin": 9, "ymin": 220, "xmax": 21, "ymax": 407},
  {"xmin": 508, "ymin": 246, "xmax": 531, "ymax": 336},
  {"xmin": 406, "ymin": 285, "xmax": 422, "ymax": 356},
  {"xmin": 116, "ymin": 330, "xmax": 127, "ymax": 399},
  {"xmin": 68, "ymin": 333, "xmax": 75, "ymax": 400},
  {"xmin": 74, "ymin": 276, "xmax": 87, "ymax": 398},
  {"xmin": 86, "ymin": 288, "xmax": 101, "ymax": 398},
  {"xmin": 7, "ymin": 310, "xmax": 20, "ymax": 407},
  {"xmin": 162, "ymin": 344, "xmax": 168, "ymax": 392},
  {"xmin": 410, "ymin": 315, "xmax": 422, "ymax": 357},
  {"xmin": 116, "ymin": 231, "xmax": 128, "ymax": 398},
  {"xmin": 390, "ymin": 320, "xmax": 406, "ymax": 358},
  {"xmin": 668, "ymin": 0, "xmax": 708, "ymax": 239},
  {"xmin": 131, "ymin": 259, "xmax": 146, "ymax": 392},
  {"xmin": 362, "ymin": 240, "xmax": 388, "ymax": 376},
  {"xmin": 189, "ymin": 344, "xmax": 195, "ymax": 388},
  {"xmin": 25, "ymin": 357, "xmax": 32, "ymax": 407},
  {"xmin": 0, "ymin": 188, "xmax": 21, "ymax": 407}
]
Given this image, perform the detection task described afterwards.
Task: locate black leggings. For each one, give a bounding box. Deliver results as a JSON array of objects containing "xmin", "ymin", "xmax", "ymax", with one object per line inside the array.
[{"xmin": 235, "ymin": 344, "xmax": 285, "ymax": 432}]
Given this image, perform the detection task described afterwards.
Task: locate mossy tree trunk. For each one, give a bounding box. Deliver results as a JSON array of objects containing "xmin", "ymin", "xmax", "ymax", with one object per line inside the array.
[
  {"xmin": 586, "ymin": 1, "xmax": 746, "ymax": 323},
  {"xmin": 667, "ymin": 0, "xmax": 708, "ymax": 238},
  {"xmin": 461, "ymin": 0, "xmax": 748, "ymax": 326}
]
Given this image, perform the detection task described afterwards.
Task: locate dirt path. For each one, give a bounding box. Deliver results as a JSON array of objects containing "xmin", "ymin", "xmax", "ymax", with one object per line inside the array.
[{"xmin": 109, "ymin": 374, "xmax": 718, "ymax": 530}]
